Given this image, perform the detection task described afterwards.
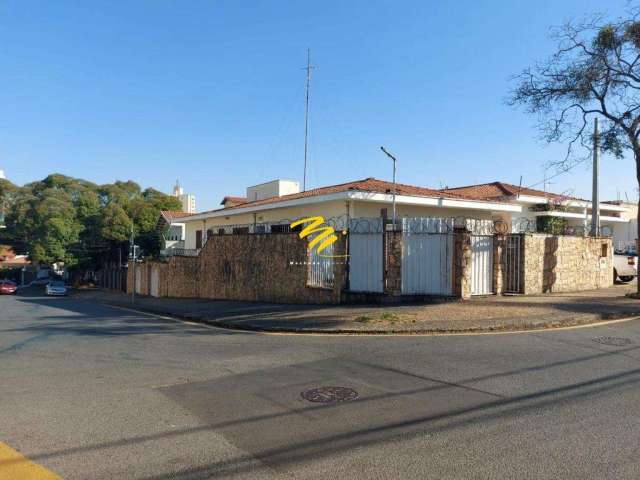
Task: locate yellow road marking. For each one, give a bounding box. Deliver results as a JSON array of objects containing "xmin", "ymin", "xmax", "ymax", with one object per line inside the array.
[{"xmin": 0, "ymin": 442, "xmax": 62, "ymax": 480}]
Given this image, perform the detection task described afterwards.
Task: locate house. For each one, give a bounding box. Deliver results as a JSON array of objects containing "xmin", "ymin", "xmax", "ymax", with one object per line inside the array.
[
  {"xmin": 174, "ymin": 178, "xmax": 635, "ymax": 251},
  {"xmin": 156, "ymin": 210, "xmax": 194, "ymax": 254},
  {"xmin": 173, "ymin": 178, "xmax": 522, "ymax": 250},
  {"xmin": 601, "ymin": 200, "xmax": 638, "ymax": 251},
  {"xmin": 132, "ymin": 177, "xmax": 620, "ymax": 303},
  {"xmin": 440, "ymin": 181, "xmax": 629, "ymax": 237},
  {"xmin": 0, "ymin": 246, "xmax": 29, "ymax": 269}
]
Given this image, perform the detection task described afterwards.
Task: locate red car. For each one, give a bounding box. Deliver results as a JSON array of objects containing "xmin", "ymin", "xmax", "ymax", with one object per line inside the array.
[{"xmin": 0, "ymin": 280, "xmax": 18, "ymax": 295}]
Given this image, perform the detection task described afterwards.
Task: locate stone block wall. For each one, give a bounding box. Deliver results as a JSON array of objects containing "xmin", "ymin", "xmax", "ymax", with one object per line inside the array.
[
  {"xmin": 128, "ymin": 233, "xmax": 345, "ymax": 304},
  {"xmin": 522, "ymin": 234, "xmax": 612, "ymax": 294},
  {"xmin": 384, "ymin": 230, "xmax": 402, "ymax": 296},
  {"xmin": 453, "ymin": 228, "xmax": 472, "ymax": 299}
]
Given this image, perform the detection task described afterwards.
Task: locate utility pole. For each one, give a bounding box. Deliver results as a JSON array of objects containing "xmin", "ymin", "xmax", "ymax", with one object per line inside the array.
[
  {"xmin": 303, "ymin": 48, "xmax": 315, "ymax": 192},
  {"xmin": 130, "ymin": 223, "xmax": 136, "ymax": 303},
  {"xmin": 591, "ymin": 117, "xmax": 600, "ymax": 237},
  {"xmin": 380, "ymin": 146, "xmax": 397, "ymax": 229}
]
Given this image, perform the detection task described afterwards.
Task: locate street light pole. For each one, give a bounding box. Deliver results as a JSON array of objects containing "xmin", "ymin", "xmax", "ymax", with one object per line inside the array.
[{"xmin": 380, "ymin": 146, "xmax": 397, "ymax": 229}]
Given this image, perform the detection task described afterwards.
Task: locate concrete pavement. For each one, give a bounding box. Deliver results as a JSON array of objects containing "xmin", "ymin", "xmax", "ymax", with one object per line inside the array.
[{"xmin": 2, "ymin": 287, "xmax": 640, "ymax": 478}]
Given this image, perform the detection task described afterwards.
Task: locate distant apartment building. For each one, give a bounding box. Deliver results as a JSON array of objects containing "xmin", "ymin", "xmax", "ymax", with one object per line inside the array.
[{"xmin": 171, "ymin": 180, "xmax": 196, "ymax": 214}]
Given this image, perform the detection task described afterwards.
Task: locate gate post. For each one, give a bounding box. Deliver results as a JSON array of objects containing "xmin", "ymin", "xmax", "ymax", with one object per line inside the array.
[
  {"xmin": 493, "ymin": 234, "xmax": 505, "ymax": 295},
  {"xmin": 453, "ymin": 227, "xmax": 472, "ymax": 299},
  {"xmin": 384, "ymin": 228, "xmax": 402, "ymax": 296}
]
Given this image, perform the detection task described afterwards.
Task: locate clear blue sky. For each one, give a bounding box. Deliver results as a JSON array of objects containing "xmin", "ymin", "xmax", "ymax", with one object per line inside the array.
[{"xmin": 0, "ymin": 0, "xmax": 636, "ymax": 210}]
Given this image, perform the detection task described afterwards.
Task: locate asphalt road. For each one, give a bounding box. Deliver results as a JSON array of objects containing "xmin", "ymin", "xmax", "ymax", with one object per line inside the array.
[{"xmin": 2, "ymin": 289, "xmax": 640, "ymax": 479}]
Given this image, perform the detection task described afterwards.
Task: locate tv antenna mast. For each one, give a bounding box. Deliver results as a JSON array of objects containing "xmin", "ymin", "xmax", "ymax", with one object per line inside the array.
[{"xmin": 302, "ymin": 48, "xmax": 316, "ymax": 192}]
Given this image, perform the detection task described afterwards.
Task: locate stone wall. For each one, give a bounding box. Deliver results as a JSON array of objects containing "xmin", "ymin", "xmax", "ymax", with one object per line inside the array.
[
  {"xmin": 128, "ymin": 233, "xmax": 345, "ymax": 304},
  {"xmin": 126, "ymin": 230, "xmax": 614, "ymax": 304},
  {"xmin": 453, "ymin": 228, "xmax": 472, "ymax": 299},
  {"xmin": 383, "ymin": 230, "xmax": 402, "ymax": 296},
  {"xmin": 521, "ymin": 234, "xmax": 612, "ymax": 294}
]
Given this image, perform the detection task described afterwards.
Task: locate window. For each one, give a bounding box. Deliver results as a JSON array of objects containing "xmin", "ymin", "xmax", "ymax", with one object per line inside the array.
[
  {"xmin": 254, "ymin": 225, "xmax": 266, "ymax": 234},
  {"xmin": 232, "ymin": 227, "xmax": 249, "ymax": 234},
  {"xmin": 601, "ymin": 243, "xmax": 608, "ymax": 258},
  {"xmin": 195, "ymin": 230, "xmax": 203, "ymax": 249},
  {"xmin": 270, "ymin": 224, "xmax": 290, "ymax": 234},
  {"xmin": 218, "ymin": 228, "xmax": 226, "ymax": 235},
  {"xmin": 206, "ymin": 229, "xmax": 214, "ymax": 238}
]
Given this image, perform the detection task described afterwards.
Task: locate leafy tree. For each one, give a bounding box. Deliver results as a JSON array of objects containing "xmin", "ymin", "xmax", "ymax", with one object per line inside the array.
[
  {"xmin": 0, "ymin": 173, "xmax": 182, "ymax": 271},
  {"xmin": 509, "ymin": 9, "xmax": 640, "ymax": 292}
]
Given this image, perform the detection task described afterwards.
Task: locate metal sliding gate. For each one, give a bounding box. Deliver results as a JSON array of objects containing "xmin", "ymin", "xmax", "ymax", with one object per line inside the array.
[
  {"xmin": 348, "ymin": 218, "xmax": 384, "ymax": 292},
  {"xmin": 401, "ymin": 218, "xmax": 454, "ymax": 295},
  {"xmin": 308, "ymin": 243, "xmax": 334, "ymax": 289},
  {"xmin": 504, "ymin": 234, "xmax": 523, "ymax": 293},
  {"xmin": 471, "ymin": 235, "xmax": 494, "ymax": 295}
]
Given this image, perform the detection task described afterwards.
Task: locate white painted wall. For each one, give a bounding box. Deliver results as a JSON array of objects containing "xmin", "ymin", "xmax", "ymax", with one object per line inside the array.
[{"xmin": 246, "ymin": 179, "xmax": 300, "ymax": 202}]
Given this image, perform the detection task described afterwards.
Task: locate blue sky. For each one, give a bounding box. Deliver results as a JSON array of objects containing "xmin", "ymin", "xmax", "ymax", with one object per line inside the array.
[{"xmin": 0, "ymin": 0, "xmax": 636, "ymax": 210}]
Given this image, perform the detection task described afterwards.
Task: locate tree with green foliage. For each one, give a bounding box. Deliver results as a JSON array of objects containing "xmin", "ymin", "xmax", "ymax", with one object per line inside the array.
[
  {"xmin": 0, "ymin": 173, "xmax": 182, "ymax": 271},
  {"xmin": 509, "ymin": 8, "xmax": 640, "ymax": 293}
]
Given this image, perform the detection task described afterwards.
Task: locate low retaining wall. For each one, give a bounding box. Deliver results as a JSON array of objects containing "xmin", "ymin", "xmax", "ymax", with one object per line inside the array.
[
  {"xmin": 128, "ymin": 233, "xmax": 345, "ymax": 304},
  {"xmin": 520, "ymin": 234, "xmax": 612, "ymax": 294}
]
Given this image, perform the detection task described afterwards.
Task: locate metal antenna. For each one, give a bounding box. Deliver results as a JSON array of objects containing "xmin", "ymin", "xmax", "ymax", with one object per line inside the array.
[{"xmin": 303, "ymin": 48, "xmax": 316, "ymax": 192}]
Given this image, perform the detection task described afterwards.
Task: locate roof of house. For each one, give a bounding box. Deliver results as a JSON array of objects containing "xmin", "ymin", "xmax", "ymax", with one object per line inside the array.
[
  {"xmin": 188, "ymin": 177, "xmax": 489, "ymax": 218},
  {"xmin": 0, "ymin": 245, "xmax": 29, "ymax": 266},
  {"xmin": 440, "ymin": 181, "xmax": 584, "ymax": 202},
  {"xmin": 220, "ymin": 196, "xmax": 248, "ymax": 206},
  {"xmin": 159, "ymin": 210, "xmax": 194, "ymax": 222}
]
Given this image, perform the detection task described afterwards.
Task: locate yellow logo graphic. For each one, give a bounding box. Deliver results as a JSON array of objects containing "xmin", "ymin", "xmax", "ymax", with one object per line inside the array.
[{"xmin": 290, "ymin": 216, "xmax": 346, "ymax": 257}]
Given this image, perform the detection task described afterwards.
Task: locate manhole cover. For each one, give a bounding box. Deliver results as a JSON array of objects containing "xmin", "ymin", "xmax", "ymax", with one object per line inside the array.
[
  {"xmin": 592, "ymin": 336, "xmax": 633, "ymax": 347},
  {"xmin": 301, "ymin": 386, "xmax": 359, "ymax": 403}
]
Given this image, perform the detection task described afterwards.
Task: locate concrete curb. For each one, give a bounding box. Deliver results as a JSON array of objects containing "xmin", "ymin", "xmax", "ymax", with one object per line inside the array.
[{"xmin": 98, "ymin": 299, "xmax": 640, "ymax": 336}]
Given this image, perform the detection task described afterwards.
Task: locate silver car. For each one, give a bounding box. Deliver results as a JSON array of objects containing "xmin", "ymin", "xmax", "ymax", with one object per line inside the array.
[{"xmin": 46, "ymin": 280, "xmax": 68, "ymax": 296}]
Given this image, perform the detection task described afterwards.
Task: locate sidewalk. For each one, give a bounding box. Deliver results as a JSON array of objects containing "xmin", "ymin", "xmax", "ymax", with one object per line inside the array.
[{"xmin": 73, "ymin": 282, "xmax": 640, "ymax": 334}]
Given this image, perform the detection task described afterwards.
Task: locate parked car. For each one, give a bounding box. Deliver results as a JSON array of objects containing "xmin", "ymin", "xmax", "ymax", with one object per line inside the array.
[
  {"xmin": 613, "ymin": 251, "xmax": 637, "ymax": 283},
  {"xmin": 0, "ymin": 280, "xmax": 17, "ymax": 295},
  {"xmin": 45, "ymin": 280, "xmax": 68, "ymax": 296},
  {"xmin": 30, "ymin": 277, "xmax": 51, "ymax": 286}
]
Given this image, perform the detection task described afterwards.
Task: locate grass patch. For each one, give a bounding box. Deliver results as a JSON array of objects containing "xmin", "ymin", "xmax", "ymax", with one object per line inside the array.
[
  {"xmin": 380, "ymin": 312, "xmax": 400, "ymax": 322},
  {"xmin": 354, "ymin": 314, "xmax": 373, "ymax": 323}
]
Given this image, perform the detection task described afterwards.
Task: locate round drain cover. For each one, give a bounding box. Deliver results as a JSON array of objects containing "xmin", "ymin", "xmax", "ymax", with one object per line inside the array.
[
  {"xmin": 301, "ymin": 386, "xmax": 359, "ymax": 403},
  {"xmin": 592, "ymin": 336, "xmax": 633, "ymax": 346}
]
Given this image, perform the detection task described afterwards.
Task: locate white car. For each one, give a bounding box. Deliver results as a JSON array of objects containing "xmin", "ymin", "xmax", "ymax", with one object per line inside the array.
[
  {"xmin": 46, "ymin": 280, "xmax": 68, "ymax": 296},
  {"xmin": 613, "ymin": 252, "xmax": 637, "ymax": 283}
]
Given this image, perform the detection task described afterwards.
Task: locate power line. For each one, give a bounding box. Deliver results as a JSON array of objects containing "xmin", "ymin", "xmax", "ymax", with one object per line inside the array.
[{"xmin": 525, "ymin": 157, "xmax": 590, "ymax": 190}]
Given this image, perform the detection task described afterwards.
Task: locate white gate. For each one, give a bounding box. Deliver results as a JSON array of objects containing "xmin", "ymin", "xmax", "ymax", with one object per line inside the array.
[
  {"xmin": 307, "ymin": 243, "xmax": 334, "ymax": 289},
  {"xmin": 401, "ymin": 218, "xmax": 453, "ymax": 295},
  {"xmin": 348, "ymin": 218, "xmax": 384, "ymax": 292},
  {"xmin": 471, "ymin": 235, "xmax": 494, "ymax": 295},
  {"xmin": 150, "ymin": 266, "xmax": 160, "ymax": 297}
]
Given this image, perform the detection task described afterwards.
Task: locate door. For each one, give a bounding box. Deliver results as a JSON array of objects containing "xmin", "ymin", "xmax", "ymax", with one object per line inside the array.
[
  {"xmin": 195, "ymin": 230, "xmax": 203, "ymax": 249},
  {"xmin": 471, "ymin": 235, "xmax": 494, "ymax": 295}
]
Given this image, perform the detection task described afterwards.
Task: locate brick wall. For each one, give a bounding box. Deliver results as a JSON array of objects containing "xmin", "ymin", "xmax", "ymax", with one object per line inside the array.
[
  {"xmin": 521, "ymin": 234, "xmax": 612, "ymax": 294},
  {"xmin": 128, "ymin": 233, "xmax": 345, "ymax": 304}
]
